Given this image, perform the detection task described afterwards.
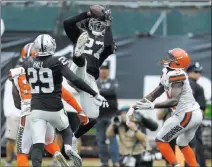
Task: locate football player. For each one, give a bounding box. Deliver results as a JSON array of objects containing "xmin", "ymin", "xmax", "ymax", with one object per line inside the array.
[
  {"xmin": 22, "ymin": 34, "xmax": 107, "ymax": 167},
  {"xmin": 63, "ymin": 5, "xmax": 116, "ymax": 152},
  {"xmin": 10, "ymin": 43, "xmax": 89, "ymax": 167},
  {"xmin": 126, "ymin": 48, "xmax": 202, "ymax": 167}
]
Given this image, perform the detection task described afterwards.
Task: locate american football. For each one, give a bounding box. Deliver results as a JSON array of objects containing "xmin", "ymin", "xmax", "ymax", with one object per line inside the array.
[{"xmin": 89, "ymin": 5, "xmax": 105, "ymax": 19}]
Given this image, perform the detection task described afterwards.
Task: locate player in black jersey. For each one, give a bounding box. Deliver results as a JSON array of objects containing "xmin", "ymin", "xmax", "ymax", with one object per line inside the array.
[
  {"xmin": 63, "ymin": 5, "xmax": 116, "ymax": 152},
  {"xmin": 23, "ymin": 34, "xmax": 108, "ymax": 167}
]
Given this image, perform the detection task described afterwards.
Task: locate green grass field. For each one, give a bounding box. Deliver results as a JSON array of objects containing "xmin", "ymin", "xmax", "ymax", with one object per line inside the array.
[{"xmin": 1, "ymin": 158, "xmax": 212, "ymax": 167}]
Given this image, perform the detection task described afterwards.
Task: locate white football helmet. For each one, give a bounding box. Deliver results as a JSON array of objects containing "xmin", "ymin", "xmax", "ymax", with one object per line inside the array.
[{"xmin": 33, "ymin": 34, "xmax": 56, "ymax": 56}]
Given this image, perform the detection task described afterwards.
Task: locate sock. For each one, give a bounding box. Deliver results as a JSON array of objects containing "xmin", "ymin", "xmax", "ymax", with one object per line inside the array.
[
  {"xmin": 180, "ymin": 146, "xmax": 198, "ymax": 167},
  {"xmin": 59, "ymin": 126, "xmax": 73, "ymax": 146},
  {"xmin": 72, "ymin": 135, "xmax": 78, "ymax": 142},
  {"xmin": 44, "ymin": 142, "xmax": 60, "ymax": 155},
  {"xmin": 74, "ymin": 118, "xmax": 97, "ymax": 138},
  {"xmin": 31, "ymin": 143, "xmax": 44, "ymax": 167},
  {"xmin": 16, "ymin": 154, "xmax": 29, "ymax": 167},
  {"xmin": 156, "ymin": 141, "xmax": 178, "ymax": 166}
]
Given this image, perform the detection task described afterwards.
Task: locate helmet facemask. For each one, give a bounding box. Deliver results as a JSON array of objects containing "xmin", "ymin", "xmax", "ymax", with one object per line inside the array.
[
  {"xmin": 88, "ymin": 18, "xmax": 106, "ymax": 36},
  {"xmin": 160, "ymin": 52, "xmax": 182, "ymax": 69}
]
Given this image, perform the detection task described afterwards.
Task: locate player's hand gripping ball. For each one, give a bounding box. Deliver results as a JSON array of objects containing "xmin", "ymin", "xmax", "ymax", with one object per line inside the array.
[{"xmin": 89, "ymin": 5, "xmax": 105, "ymax": 20}]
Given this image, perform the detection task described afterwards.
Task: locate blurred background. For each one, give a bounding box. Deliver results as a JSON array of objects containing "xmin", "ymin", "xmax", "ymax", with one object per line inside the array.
[{"xmin": 1, "ymin": 1, "xmax": 211, "ymax": 167}]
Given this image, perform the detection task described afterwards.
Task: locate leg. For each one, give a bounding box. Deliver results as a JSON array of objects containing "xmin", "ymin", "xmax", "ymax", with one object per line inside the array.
[
  {"xmin": 17, "ymin": 115, "xmax": 32, "ymax": 167},
  {"xmin": 195, "ymin": 126, "xmax": 206, "ymax": 167},
  {"xmin": 177, "ymin": 110, "xmax": 203, "ymax": 167},
  {"xmin": 30, "ymin": 112, "xmax": 47, "ymax": 167},
  {"xmin": 96, "ymin": 118, "xmax": 109, "ymax": 166},
  {"xmin": 44, "ymin": 123, "xmax": 70, "ymax": 167},
  {"xmin": 5, "ymin": 116, "xmax": 19, "ymax": 165},
  {"xmin": 106, "ymin": 119, "xmax": 119, "ymax": 167},
  {"xmin": 155, "ymin": 114, "xmax": 186, "ymax": 166},
  {"xmin": 74, "ymin": 74, "xmax": 100, "ymax": 138},
  {"xmin": 49, "ymin": 109, "xmax": 82, "ymax": 167}
]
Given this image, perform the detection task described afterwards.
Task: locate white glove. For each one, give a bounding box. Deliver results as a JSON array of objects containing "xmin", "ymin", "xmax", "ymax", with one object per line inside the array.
[
  {"xmin": 126, "ymin": 107, "xmax": 135, "ymax": 126},
  {"xmin": 135, "ymin": 98, "xmax": 155, "ymax": 110},
  {"xmin": 94, "ymin": 94, "xmax": 109, "ymax": 108}
]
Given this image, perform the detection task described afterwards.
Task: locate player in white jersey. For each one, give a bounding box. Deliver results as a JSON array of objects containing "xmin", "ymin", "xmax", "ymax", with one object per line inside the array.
[{"xmin": 126, "ymin": 48, "xmax": 202, "ymax": 167}]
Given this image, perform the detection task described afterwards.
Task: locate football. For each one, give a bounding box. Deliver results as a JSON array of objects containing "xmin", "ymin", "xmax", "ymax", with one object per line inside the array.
[{"xmin": 89, "ymin": 5, "xmax": 105, "ymax": 19}]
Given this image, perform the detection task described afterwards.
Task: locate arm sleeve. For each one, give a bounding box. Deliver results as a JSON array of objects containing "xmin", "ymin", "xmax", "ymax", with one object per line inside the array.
[
  {"xmin": 99, "ymin": 27, "xmax": 114, "ymax": 66},
  {"xmin": 61, "ymin": 86, "xmax": 82, "ymax": 113},
  {"xmin": 63, "ymin": 12, "xmax": 90, "ymax": 44},
  {"xmin": 59, "ymin": 59, "xmax": 97, "ymax": 97}
]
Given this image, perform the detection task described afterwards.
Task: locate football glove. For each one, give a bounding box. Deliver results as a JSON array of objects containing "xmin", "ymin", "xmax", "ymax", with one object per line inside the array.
[
  {"xmin": 104, "ymin": 10, "xmax": 112, "ymax": 22},
  {"xmin": 78, "ymin": 112, "xmax": 89, "ymax": 125},
  {"xmin": 94, "ymin": 94, "xmax": 109, "ymax": 108},
  {"xmin": 135, "ymin": 98, "xmax": 155, "ymax": 110},
  {"xmin": 126, "ymin": 107, "xmax": 135, "ymax": 126}
]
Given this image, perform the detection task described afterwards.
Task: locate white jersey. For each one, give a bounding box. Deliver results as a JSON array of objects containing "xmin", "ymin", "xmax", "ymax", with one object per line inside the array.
[
  {"xmin": 10, "ymin": 67, "xmax": 31, "ymax": 117},
  {"xmin": 160, "ymin": 67, "xmax": 199, "ymax": 114}
]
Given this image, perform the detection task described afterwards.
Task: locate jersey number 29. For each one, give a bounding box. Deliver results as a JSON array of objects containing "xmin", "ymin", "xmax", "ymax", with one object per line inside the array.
[{"xmin": 28, "ymin": 68, "xmax": 54, "ymax": 94}]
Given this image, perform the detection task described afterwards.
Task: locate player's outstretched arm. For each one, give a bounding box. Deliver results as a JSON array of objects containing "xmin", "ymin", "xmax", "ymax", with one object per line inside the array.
[
  {"xmin": 154, "ymin": 82, "xmax": 183, "ymax": 108},
  {"xmin": 144, "ymin": 84, "xmax": 165, "ymax": 102},
  {"xmin": 63, "ymin": 12, "xmax": 91, "ymax": 44}
]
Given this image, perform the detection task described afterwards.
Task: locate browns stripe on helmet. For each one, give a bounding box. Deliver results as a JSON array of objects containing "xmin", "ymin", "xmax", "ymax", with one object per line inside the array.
[{"xmin": 21, "ymin": 43, "xmax": 36, "ymax": 61}]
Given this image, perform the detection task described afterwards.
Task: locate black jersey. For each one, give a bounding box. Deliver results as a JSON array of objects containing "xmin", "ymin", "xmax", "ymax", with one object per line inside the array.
[
  {"xmin": 83, "ymin": 31, "xmax": 105, "ymax": 78},
  {"xmin": 64, "ymin": 12, "xmax": 115, "ymax": 79},
  {"xmin": 23, "ymin": 55, "xmax": 97, "ymax": 111}
]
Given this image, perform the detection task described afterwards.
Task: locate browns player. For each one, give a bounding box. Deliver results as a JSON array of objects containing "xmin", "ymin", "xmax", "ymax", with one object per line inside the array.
[
  {"xmin": 127, "ymin": 48, "xmax": 202, "ymax": 167},
  {"xmin": 10, "ymin": 43, "xmax": 90, "ymax": 167},
  {"xmin": 63, "ymin": 5, "xmax": 116, "ymax": 152}
]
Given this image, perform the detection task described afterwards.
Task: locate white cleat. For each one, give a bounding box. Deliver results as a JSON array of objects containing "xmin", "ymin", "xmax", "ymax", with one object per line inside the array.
[
  {"xmin": 174, "ymin": 164, "xmax": 181, "ymax": 167},
  {"xmin": 74, "ymin": 31, "xmax": 89, "ymax": 57},
  {"xmin": 53, "ymin": 151, "xmax": 70, "ymax": 167},
  {"xmin": 65, "ymin": 144, "xmax": 82, "ymax": 167}
]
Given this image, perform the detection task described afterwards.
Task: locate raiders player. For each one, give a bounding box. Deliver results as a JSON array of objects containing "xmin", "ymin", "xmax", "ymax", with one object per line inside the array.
[
  {"xmin": 10, "ymin": 43, "xmax": 90, "ymax": 167},
  {"xmin": 126, "ymin": 48, "xmax": 202, "ymax": 167},
  {"xmin": 63, "ymin": 5, "xmax": 116, "ymax": 152},
  {"xmin": 22, "ymin": 34, "xmax": 107, "ymax": 167}
]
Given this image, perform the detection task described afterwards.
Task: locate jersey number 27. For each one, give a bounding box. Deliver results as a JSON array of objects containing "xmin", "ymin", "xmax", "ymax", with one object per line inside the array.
[{"xmin": 28, "ymin": 68, "xmax": 54, "ymax": 94}]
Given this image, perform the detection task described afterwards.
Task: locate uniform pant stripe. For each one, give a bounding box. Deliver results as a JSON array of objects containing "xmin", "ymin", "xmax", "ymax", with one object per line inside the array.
[
  {"xmin": 180, "ymin": 112, "xmax": 192, "ymax": 128},
  {"xmin": 21, "ymin": 116, "xmax": 26, "ymax": 126}
]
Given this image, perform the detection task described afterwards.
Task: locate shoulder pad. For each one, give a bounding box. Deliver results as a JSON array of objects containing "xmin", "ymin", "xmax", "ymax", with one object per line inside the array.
[
  {"xmin": 168, "ymin": 70, "xmax": 186, "ymax": 82},
  {"xmin": 9, "ymin": 67, "xmax": 26, "ymax": 79}
]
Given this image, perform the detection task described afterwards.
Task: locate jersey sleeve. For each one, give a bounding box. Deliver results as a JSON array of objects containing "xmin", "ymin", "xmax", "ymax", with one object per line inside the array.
[
  {"xmin": 167, "ymin": 70, "xmax": 186, "ymax": 83},
  {"xmin": 63, "ymin": 12, "xmax": 90, "ymax": 44}
]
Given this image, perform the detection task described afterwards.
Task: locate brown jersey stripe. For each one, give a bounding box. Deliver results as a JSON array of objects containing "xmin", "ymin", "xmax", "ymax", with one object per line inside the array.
[
  {"xmin": 180, "ymin": 112, "xmax": 192, "ymax": 128},
  {"xmin": 169, "ymin": 74, "xmax": 186, "ymax": 81}
]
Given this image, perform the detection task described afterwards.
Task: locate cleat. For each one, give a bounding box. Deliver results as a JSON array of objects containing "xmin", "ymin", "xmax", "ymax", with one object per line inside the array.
[
  {"xmin": 54, "ymin": 151, "xmax": 70, "ymax": 167},
  {"xmin": 74, "ymin": 31, "xmax": 89, "ymax": 57},
  {"xmin": 65, "ymin": 144, "xmax": 82, "ymax": 167}
]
